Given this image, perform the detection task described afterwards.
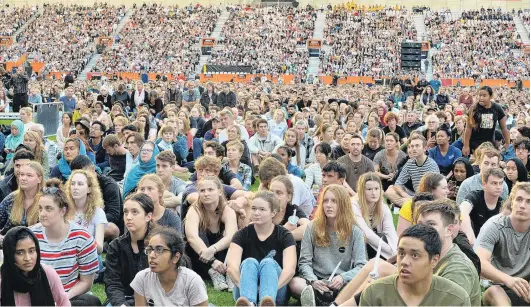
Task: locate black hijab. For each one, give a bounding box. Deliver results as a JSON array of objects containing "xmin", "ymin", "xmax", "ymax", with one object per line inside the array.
[
  {"xmin": 505, "ymin": 158, "xmax": 528, "ymax": 192},
  {"xmin": 0, "ymin": 226, "xmax": 55, "ymax": 306},
  {"xmin": 451, "ymin": 157, "xmax": 474, "ymax": 183}
]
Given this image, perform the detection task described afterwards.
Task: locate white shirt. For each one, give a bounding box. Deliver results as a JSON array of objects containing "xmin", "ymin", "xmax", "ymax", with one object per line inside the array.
[{"xmin": 218, "ymin": 123, "xmax": 249, "ymax": 143}]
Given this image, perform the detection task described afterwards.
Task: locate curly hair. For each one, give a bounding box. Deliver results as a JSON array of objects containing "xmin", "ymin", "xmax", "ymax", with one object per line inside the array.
[{"xmin": 66, "ymin": 169, "xmax": 103, "ymax": 223}]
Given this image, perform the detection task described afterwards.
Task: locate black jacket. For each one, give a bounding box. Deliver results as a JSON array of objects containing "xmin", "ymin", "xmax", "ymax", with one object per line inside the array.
[
  {"xmin": 130, "ymin": 90, "xmax": 150, "ymax": 110},
  {"xmin": 97, "ymin": 94, "xmax": 113, "ymax": 110},
  {"xmin": 165, "ymin": 89, "xmax": 183, "ymax": 106},
  {"xmin": 98, "ymin": 173, "xmax": 123, "ymax": 229},
  {"xmin": 435, "ymin": 94, "xmax": 449, "ymax": 107},
  {"xmin": 104, "ymin": 231, "xmax": 148, "ymax": 306},
  {"xmin": 199, "ymin": 91, "xmax": 218, "ymax": 111},
  {"xmin": 0, "ymin": 174, "xmax": 16, "ymax": 202},
  {"xmin": 216, "ymin": 91, "xmax": 236, "ymax": 108}
]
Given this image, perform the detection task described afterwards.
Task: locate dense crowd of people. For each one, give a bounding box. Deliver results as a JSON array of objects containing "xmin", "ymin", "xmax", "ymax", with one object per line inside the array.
[
  {"xmin": 0, "ymin": 3, "xmax": 126, "ymax": 76},
  {"xmin": 320, "ymin": 6, "xmax": 417, "ymax": 77},
  {"xmin": 0, "ymin": 62, "xmax": 528, "ymax": 306},
  {"xmin": 0, "ymin": 5, "xmax": 36, "ymax": 37},
  {"xmin": 93, "ymin": 4, "xmax": 218, "ymax": 74},
  {"xmin": 207, "ymin": 6, "xmax": 316, "ymax": 75},
  {"xmin": 425, "ymin": 9, "xmax": 530, "ymax": 80}
]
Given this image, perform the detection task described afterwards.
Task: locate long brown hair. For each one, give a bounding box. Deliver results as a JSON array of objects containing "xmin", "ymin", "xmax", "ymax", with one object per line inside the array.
[
  {"xmin": 284, "ymin": 128, "xmax": 301, "ymax": 165},
  {"xmin": 11, "ymin": 162, "xmax": 44, "ymax": 226},
  {"xmin": 313, "ymin": 184, "xmax": 355, "ymax": 247},
  {"xmin": 192, "ymin": 176, "xmax": 227, "ymax": 232}
]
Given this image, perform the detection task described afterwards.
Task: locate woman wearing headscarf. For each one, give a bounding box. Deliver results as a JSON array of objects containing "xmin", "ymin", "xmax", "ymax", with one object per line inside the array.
[
  {"xmin": 50, "ymin": 138, "xmax": 91, "ymax": 182},
  {"xmin": 447, "ymin": 157, "xmax": 474, "ymax": 201},
  {"xmin": 4, "ymin": 120, "xmax": 24, "ymax": 161},
  {"xmin": 122, "ymin": 141, "xmax": 159, "ymax": 198},
  {"xmin": 504, "ymin": 157, "xmax": 528, "ymax": 192},
  {"xmin": 0, "ymin": 226, "xmax": 70, "ymax": 306}
]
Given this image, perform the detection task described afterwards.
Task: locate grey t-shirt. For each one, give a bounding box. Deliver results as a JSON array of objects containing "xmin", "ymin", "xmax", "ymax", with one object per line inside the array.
[
  {"xmin": 475, "ymin": 215, "xmax": 530, "ymax": 280},
  {"xmin": 170, "ymin": 176, "xmax": 187, "ymax": 196},
  {"xmin": 130, "ymin": 267, "xmax": 208, "ymax": 306},
  {"xmin": 158, "ymin": 209, "xmax": 182, "ymax": 231}
]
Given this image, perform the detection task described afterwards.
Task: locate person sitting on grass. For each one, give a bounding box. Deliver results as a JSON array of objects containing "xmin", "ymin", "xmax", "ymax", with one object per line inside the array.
[
  {"xmin": 104, "ymin": 193, "xmax": 154, "ymax": 307},
  {"xmin": 290, "ymin": 184, "xmax": 367, "ymax": 306},
  {"xmin": 0, "ymin": 226, "xmax": 70, "ymax": 306},
  {"xmin": 227, "ymin": 191, "xmax": 297, "ymax": 306},
  {"xmin": 184, "ymin": 176, "xmax": 238, "ymax": 291},
  {"xmin": 359, "ymin": 224, "xmax": 471, "ymax": 306},
  {"xmin": 137, "ymin": 174, "xmax": 181, "ymax": 230},
  {"xmin": 476, "ymin": 182, "xmax": 530, "ymax": 306},
  {"xmin": 333, "ymin": 200, "xmax": 481, "ymax": 306},
  {"xmin": 131, "ymin": 227, "xmax": 208, "ymax": 306}
]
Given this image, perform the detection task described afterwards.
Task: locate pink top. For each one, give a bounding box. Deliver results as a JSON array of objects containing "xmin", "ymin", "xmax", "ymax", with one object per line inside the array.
[{"xmin": 0, "ymin": 264, "xmax": 71, "ymax": 306}]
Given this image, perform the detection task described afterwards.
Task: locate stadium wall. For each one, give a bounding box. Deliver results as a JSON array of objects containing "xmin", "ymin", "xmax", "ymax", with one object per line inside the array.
[{"xmin": 3, "ymin": 0, "xmax": 530, "ymax": 11}]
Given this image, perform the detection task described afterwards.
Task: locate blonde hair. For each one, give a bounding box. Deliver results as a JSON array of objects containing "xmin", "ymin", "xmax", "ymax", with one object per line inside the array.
[
  {"xmin": 24, "ymin": 130, "xmax": 45, "ymax": 163},
  {"xmin": 11, "ymin": 161, "xmax": 44, "ymax": 226},
  {"xmin": 356, "ymin": 173, "xmax": 384, "ymax": 228},
  {"xmin": 284, "ymin": 128, "xmax": 301, "ymax": 165},
  {"xmin": 502, "ymin": 182, "xmax": 530, "ymax": 212},
  {"xmin": 192, "ymin": 176, "xmax": 227, "ymax": 232},
  {"xmin": 66, "ymin": 169, "xmax": 104, "ymax": 223},
  {"xmin": 138, "ymin": 174, "xmax": 165, "ymax": 206},
  {"xmin": 313, "ymin": 184, "xmax": 355, "ymax": 247}
]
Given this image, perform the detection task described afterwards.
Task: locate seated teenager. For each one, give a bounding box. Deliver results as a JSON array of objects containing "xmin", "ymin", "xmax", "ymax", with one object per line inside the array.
[
  {"xmin": 0, "ymin": 162, "xmax": 44, "ymax": 237},
  {"xmin": 359, "ymin": 224, "xmax": 471, "ymax": 306},
  {"xmin": 477, "ymin": 182, "xmax": 530, "ymax": 306},
  {"xmin": 0, "ymin": 149, "xmax": 35, "ymax": 201},
  {"xmin": 258, "ymin": 157, "xmax": 316, "ymax": 217},
  {"xmin": 31, "ymin": 179, "xmax": 101, "ymax": 306},
  {"xmin": 447, "ymin": 158, "xmax": 474, "ymax": 201},
  {"xmin": 223, "ymin": 140, "xmax": 253, "ymax": 191},
  {"xmin": 334, "ymin": 200, "xmax": 481, "ymax": 306},
  {"xmin": 460, "ymin": 167, "xmax": 505, "ymax": 245},
  {"xmin": 50, "ymin": 138, "xmax": 90, "ymax": 182},
  {"xmin": 397, "ymin": 172, "xmax": 449, "ymax": 236},
  {"xmin": 65, "ymin": 169, "xmax": 107, "ymax": 254},
  {"xmin": 104, "ymin": 193, "xmax": 154, "ymax": 307},
  {"xmin": 353, "ymin": 173, "xmax": 398, "ymax": 260},
  {"xmin": 123, "ymin": 141, "xmax": 160, "ymax": 198},
  {"xmin": 190, "ymin": 141, "xmax": 242, "ymax": 189},
  {"xmin": 131, "ymin": 227, "xmax": 209, "ymax": 306},
  {"xmin": 70, "ymin": 155, "xmax": 122, "ymax": 241},
  {"xmin": 184, "ymin": 176, "xmax": 238, "ymax": 290},
  {"xmin": 275, "ymin": 146, "xmax": 305, "ymax": 178},
  {"xmin": 155, "ymin": 150, "xmax": 187, "ymax": 211},
  {"xmin": 290, "ymin": 184, "xmax": 367, "ymax": 306},
  {"xmin": 504, "ymin": 157, "xmax": 528, "ymax": 192},
  {"xmin": 227, "ymin": 191, "xmax": 297, "ymax": 306},
  {"xmin": 269, "ymin": 175, "xmax": 310, "ymax": 242},
  {"xmin": 181, "ymin": 156, "xmax": 252, "ymax": 224},
  {"xmin": 138, "ymin": 174, "xmax": 181, "ymax": 230},
  {"xmin": 102, "ymin": 134, "xmax": 127, "ymax": 182},
  {"xmin": 0, "ymin": 226, "xmax": 70, "ymax": 306}
]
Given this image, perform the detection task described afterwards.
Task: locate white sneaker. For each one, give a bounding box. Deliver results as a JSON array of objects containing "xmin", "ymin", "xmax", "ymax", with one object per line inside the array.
[
  {"xmin": 226, "ymin": 274, "xmax": 235, "ymax": 292},
  {"xmin": 300, "ymin": 285, "xmax": 316, "ymax": 307},
  {"xmin": 208, "ymin": 268, "xmax": 228, "ymax": 291}
]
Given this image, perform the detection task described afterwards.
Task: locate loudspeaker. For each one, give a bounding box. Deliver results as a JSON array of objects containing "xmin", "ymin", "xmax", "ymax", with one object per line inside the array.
[{"xmin": 293, "ymin": 0, "xmax": 299, "ymax": 7}]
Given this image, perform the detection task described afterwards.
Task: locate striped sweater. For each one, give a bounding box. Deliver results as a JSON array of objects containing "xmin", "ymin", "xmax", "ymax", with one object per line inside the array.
[{"xmin": 31, "ymin": 222, "xmax": 99, "ymax": 291}]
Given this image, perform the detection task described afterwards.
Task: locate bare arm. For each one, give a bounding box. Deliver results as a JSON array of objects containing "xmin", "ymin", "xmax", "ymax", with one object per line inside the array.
[
  {"xmin": 393, "ymin": 185, "xmax": 411, "ymax": 198},
  {"xmin": 184, "ymin": 208, "xmax": 209, "ymax": 255},
  {"xmin": 67, "ymin": 273, "xmax": 95, "ymax": 299},
  {"xmin": 499, "ymin": 117, "xmax": 510, "ymax": 150},
  {"xmin": 278, "ymin": 245, "xmax": 297, "ymax": 289},
  {"xmin": 134, "ymin": 291, "xmax": 148, "ymax": 307},
  {"xmin": 95, "ymin": 223, "xmax": 105, "ymax": 255},
  {"xmin": 214, "ymin": 207, "xmax": 238, "ymax": 252},
  {"xmin": 459, "ymin": 202, "xmax": 476, "ymax": 245},
  {"xmin": 226, "ymin": 243, "xmax": 243, "ymax": 287},
  {"xmin": 396, "ymin": 216, "xmax": 412, "ymax": 237},
  {"xmin": 287, "ymin": 218, "xmax": 309, "ymax": 241},
  {"xmin": 230, "ymin": 178, "xmax": 243, "ymax": 190}
]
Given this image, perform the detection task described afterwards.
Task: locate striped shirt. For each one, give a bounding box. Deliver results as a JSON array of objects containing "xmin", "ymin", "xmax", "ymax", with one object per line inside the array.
[
  {"xmin": 31, "ymin": 222, "xmax": 99, "ymax": 291},
  {"xmin": 395, "ymin": 156, "xmax": 440, "ymax": 192}
]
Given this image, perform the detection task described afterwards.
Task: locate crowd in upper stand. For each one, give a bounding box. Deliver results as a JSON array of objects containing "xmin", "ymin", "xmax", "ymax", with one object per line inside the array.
[
  {"xmin": 425, "ymin": 8, "xmax": 530, "ymax": 80},
  {"xmin": 93, "ymin": 4, "xmax": 218, "ymax": 74},
  {"xmin": 0, "ymin": 5, "xmax": 36, "ymax": 37},
  {"xmin": 320, "ymin": 5, "xmax": 417, "ymax": 77},
  {"xmin": 207, "ymin": 5, "xmax": 315, "ymax": 75}
]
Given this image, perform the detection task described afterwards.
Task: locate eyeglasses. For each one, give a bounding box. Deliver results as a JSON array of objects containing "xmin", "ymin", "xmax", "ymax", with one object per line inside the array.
[
  {"xmin": 43, "ymin": 187, "xmax": 59, "ymax": 194},
  {"xmin": 144, "ymin": 246, "xmax": 171, "ymax": 255},
  {"xmin": 141, "ymin": 149, "xmax": 154, "ymax": 153}
]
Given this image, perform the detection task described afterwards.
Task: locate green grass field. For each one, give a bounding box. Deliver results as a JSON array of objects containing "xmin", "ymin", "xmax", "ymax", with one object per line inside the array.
[{"xmin": 90, "ymin": 212, "xmax": 400, "ymax": 305}]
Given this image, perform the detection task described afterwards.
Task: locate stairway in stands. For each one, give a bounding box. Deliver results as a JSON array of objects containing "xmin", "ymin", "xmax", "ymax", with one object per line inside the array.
[
  {"xmin": 514, "ymin": 15, "xmax": 530, "ymax": 45},
  {"xmin": 13, "ymin": 6, "xmax": 42, "ymax": 40},
  {"xmin": 195, "ymin": 9, "xmax": 231, "ymax": 74},
  {"xmin": 412, "ymin": 14, "xmax": 433, "ymax": 81},
  {"xmin": 306, "ymin": 10, "xmax": 326, "ymax": 77},
  {"xmin": 78, "ymin": 8, "xmax": 133, "ymax": 81}
]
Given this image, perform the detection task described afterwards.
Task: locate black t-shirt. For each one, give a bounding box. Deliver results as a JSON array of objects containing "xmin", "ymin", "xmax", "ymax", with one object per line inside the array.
[
  {"xmin": 383, "ymin": 125, "xmax": 407, "ymax": 141},
  {"xmin": 279, "ymin": 204, "xmax": 308, "ymax": 225},
  {"xmin": 189, "ymin": 168, "xmax": 238, "ymax": 186},
  {"xmin": 181, "ymin": 183, "xmax": 237, "ymax": 219},
  {"xmin": 470, "ymin": 103, "xmax": 505, "ymax": 147},
  {"xmin": 402, "ymin": 122, "xmax": 423, "ymax": 137},
  {"xmin": 108, "ymin": 153, "xmax": 126, "ymax": 182},
  {"xmin": 362, "ymin": 145, "xmax": 384, "ymax": 161},
  {"xmin": 463, "ymin": 190, "xmax": 502, "ymax": 236},
  {"xmin": 232, "ymin": 224, "xmax": 296, "ymax": 268}
]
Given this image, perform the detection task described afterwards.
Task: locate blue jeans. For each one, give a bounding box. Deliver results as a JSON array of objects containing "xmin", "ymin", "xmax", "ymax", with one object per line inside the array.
[
  {"xmin": 193, "ymin": 137, "xmax": 203, "ymax": 159},
  {"xmin": 233, "ymin": 257, "xmax": 288, "ymax": 305}
]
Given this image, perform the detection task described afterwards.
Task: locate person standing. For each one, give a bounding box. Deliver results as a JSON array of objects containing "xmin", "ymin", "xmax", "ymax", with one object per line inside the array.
[{"xmin": 11, "ymin": 67, "xmax": 29, "ymax": 112}]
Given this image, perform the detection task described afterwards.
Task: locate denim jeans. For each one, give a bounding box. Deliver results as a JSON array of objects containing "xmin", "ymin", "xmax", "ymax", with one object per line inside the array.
[
  {"xmin": 193, "ymin": 137, "xmax": 203, "ymax": 159},
  {"xmin": 233, "ymin": 256, "xmax": 288, "ymax": 305}
]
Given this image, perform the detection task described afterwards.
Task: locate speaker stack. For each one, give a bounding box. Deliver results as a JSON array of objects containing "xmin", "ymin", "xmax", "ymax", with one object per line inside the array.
[{"xmin": 401, "ymin": 41, "xmax": 422, "ymax": 71}]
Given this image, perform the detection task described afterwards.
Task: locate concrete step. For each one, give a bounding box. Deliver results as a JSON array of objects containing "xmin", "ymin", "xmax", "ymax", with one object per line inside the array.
[
  {"xmin": 514, "ymin": 16, "xmax": 530, "ymax": 44},
  {"xmin": 13, "ymin": 6, "xmax": 43, "ymax": 41},
  {"xmin": 307, "ymin": 11, "xmax": 326, "ymax": 77},
  {"xmin": 196, "ymin": 10, "xmax": 231, "ymax": 74},
  {"xmin": 77, "ymin": 54, "xmax": 101, "ymax": 81}
]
